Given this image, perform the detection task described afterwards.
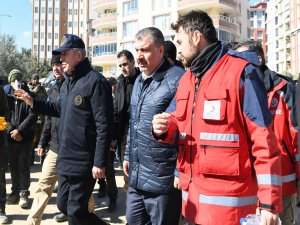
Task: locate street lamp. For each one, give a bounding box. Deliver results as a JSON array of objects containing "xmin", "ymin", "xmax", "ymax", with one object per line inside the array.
[{"xmin": 0, "ymin": 14, "xmax": 12, "ymax": 34}]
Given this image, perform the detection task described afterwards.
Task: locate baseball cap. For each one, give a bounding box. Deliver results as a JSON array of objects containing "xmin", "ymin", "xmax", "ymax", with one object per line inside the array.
[{"xmin": 52, "ymin": 34, "xmax": 85, "ymax": 55}]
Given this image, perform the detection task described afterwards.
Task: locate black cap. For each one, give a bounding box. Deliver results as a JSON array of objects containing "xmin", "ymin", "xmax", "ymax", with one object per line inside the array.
[
  {"xmin": 51, "ymin": 54, "xmax": 61, "ymax": 64},
  {"xmin": 107, "ymin": 77, "xmax": 117, "ymax": 86},
  {"xmin": 164, "ymin": 40, "xmax": 177, "ymax": 62},
  {"xmin": 52, "ymin": 34, "xmax": 85, "ymax": 55}
]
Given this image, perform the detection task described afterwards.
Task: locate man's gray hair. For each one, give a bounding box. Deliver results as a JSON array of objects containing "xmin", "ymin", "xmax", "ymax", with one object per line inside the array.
[
  {"xmin": 73, "ymin": 48, "xmax": 86, "ymax": 58},
  {"xmin": 135, "ymin": 27, "xmax": 164, "ymax": 47}
]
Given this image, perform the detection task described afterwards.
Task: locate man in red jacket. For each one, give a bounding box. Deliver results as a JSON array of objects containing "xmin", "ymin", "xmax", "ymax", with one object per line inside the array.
[{"xmin": 152, "ymin": 10, "xmax": 282, "ymax": 225}]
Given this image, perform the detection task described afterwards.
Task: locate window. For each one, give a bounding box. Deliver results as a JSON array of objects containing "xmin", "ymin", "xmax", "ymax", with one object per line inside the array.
[
  {"xmin": 123, "ymin": 0, "xmax": 138, "ymax": 16},
  {"xmin": 276, "ymin": 40, "xmax": 279, "ymax": 48},
  {"xmin": 276, "ymin": 52, "xmax": 279, "ymax": 60},
  {"xmin": 34, "ymin": 45, "xmax": 38, "ymax": 51},
  {"xmin": 55, "ymin": 20, "xmax": 59, "ymax": 26},
  {"xmin": 123, "ymin": 21, "xmax": 138, "ymax": 37},
  {"xmin": 34, "ymin": 19, "xmax": 38, "ymax": 26},
  {"xmin": 257, "ymin": 21, "xmax": 262, "ymax": 28},
  {"xmin": 48, "ymin": 45, "xmax": 52, "ymax": 51},
  {"xmin": 81, "ymin": 21, "xmax": 83, "ymax": 27},
  {"xmin": 68, "ymin": 9, "xmax": 72, "ymax": 15},
  {"xmin": 48, "ymin": 33, "xmax": 52, "ymax": 39},
  {"xmin": 250, "ymin": 21, "xmax": 254, "ymax": 27},
  {"xmin": 153, "ymin": 15, "xmax": 171, "ymax": 31},
  {"xmin": 275, "ymin": 16, "xmax": 278, "ymax": 25},
  {"xmin": 93, "ymin": 43, "xmax": 117, "ymax": 56},
  {"xmin": 41, "ymin": 20, "xmax": 45, "ymax": 26},
  {"xmin": 74, "ymin": 9, "xmax": 78, "ymax": 15},
  {"xmin": 153, "ymin": 0, "xmax": 171, "ymax": 11},
  {"xmin": 41, "ymin": 7, "xmax": 45, "ymax": 13},
  {"xmin": 34, "ymin": 32, "xmax": 38, "ymax": 38},
  {"xmin": 41, "ymin": 32, "xmax": 44, "ymax": 39},
  {"xmin": 49, "ymin": 7, "xmax": 53, "ymax": 14},
  {"xmin": 68, "ymin": 22, "xmax": 72, "ymax": 27},
  {"xmin": 123, "ymin": 41, "xmax": 135, "ymax": 53},
  {"xmin": 250, "ymin": 11, "xmax": 255, "ymax": 17},
  {"xmin": 257, "ymin": 31, "xmax": 263, "ymax": 39},
  {"xmin": 81, "ymin": 9, "xmax": 83, "ymax": 14},
  {"xmin": 55, "ymin": 8, "xmax": 59, "ymax": 14},
  {"xmin": 55, "ymin": 33, "xmax": 59, "ymax": 39},
  {"xmin": 41, "ymin": 45, "xmax": 44, "ymax": 51},
  {"xmin": 257, "ymin": 11, "xmax": 263, "ymax": 19},
  {"xmin": 74, "ymin": 21, "xmax": 78, "ymax": 28},
  {"xmin": 55, "ymin": 45, "xmax": 58, "ymax": 49},
  {"xmin": 275, "ymin": 28, "xmax": 278, "ymax": 36},
  {"xmin": 34, "ymin": 7, "xmax": 38, "ymax": 13},
  {"xmin": 48, "ymin": 20, "xmax": 52, "ymax": 26}
]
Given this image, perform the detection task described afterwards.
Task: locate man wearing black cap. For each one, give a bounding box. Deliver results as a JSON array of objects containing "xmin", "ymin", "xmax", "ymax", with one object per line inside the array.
[{"xmin": 15, "ymin": 34, "xmax": 112, "ymax": 225}]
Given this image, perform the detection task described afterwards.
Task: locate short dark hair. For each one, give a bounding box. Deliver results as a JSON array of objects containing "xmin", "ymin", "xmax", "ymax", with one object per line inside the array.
[
  {"xmin": 164, "ymin": 41, "xmax": 177, "ymax": 62},
  {"xmin": 135, "ymin": 27, "xmax": 164, "ymax": 47},
  {"xmin": 117, "ymin": 50, "xmax": 134, "ymax": 61},
  {"xmin": 233, "ymin": 40, "xmax": 266, "ymax": 65},
  {"xmin": 171, "ymin": 10, "xmax": 217, "ymax": 43}
]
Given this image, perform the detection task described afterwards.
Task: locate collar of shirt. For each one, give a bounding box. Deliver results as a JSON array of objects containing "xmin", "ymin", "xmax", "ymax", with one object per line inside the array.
[{"xmin": 141, "ymin": 59, "xmax": 164, "ymax": 83}]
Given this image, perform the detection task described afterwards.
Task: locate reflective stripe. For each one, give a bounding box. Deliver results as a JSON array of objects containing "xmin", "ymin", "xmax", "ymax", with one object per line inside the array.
[
  {"xmin": 199, "ymin": 194, "xmax": 257, "ymax": 207},
  {"xmin": 179, "ymin": 133, "xmax": 186, "ymax": 140},
  {"xmin": 282, "ymin": 173, "xmax": 296, "ymax": 183},
  {"xmin": 200, "ymin": 132, "xmax": 239, "ymax": 142},
  {"xmin": 295, "ymin": 154, "xmax": 300, "ymax": 162},
  {"xmin": 256, "ymin": 174, "xmax": 282, "ymax": 185},
  {"xmin": 182, "ymin": 190, "xmax": 188, "ymax": 201}
]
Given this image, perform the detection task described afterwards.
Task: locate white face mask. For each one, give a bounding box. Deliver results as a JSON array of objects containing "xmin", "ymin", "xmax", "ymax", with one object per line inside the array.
[{"xmin": 11, "ymin": 80, "xmax": 21, "ymax": 90}]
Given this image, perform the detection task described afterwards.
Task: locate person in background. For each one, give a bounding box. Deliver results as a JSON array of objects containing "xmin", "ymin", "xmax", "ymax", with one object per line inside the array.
[
  {"xmin": 28, "ymin": 74, "xmax": 48, "ymax": 166},
  {"xmin": 164, "ymin": 40, "xmax": 185, "ymax": 69},
  {"xmin": 15, "ymin": 34, "xmax": 111, "ymax": 225},
  {"xmin": 4, "ymin": 69, "xmax": 38, "ymax": 209},
  {"xmin": 152, "ymin": 10, "xmax": 282, "ymax": 225},
  {"xmin": 123, "ymin": 27, "xmax": 184, "ymax": 225},
  {"xmin": 0, "ymin": 83, "xmax": 9, "ymax": 224},
  {"xmin": 233, "ymin": 40, "xmax": 298, "ymax": 225}
]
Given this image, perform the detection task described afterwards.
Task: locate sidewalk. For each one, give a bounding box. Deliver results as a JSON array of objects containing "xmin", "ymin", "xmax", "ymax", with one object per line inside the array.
[{"xmin": 4, "ymin": 162, "xmax": 127, "ymax": 225}]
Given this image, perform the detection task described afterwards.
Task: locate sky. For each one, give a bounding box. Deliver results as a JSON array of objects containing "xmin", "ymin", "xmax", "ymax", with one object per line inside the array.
[{"xmin": 0, "ymin": 0, "xmax": 32, "ymax": 51}]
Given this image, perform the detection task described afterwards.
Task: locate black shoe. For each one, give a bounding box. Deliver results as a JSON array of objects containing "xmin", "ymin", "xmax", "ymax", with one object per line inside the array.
[
  {"xmin": 53, "ymin": 212, "xmax": 67, "ymax": 223},
  {"xmin": 107, "ymin": 200, "xmax": 116, "ymax": 213},
  {"xmin": 97, "ymin": 188, "xmax": 106, "ymax": 198},
  {"xmin": 6, "ymin": 193, "xmax": 19, "ymax": 204}
]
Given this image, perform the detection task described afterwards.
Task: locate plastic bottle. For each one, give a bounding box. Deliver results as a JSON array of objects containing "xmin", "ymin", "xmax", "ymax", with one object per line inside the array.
[{"xmin": 240, "ymin": 214, "xmax": 281, "ymax": 225}]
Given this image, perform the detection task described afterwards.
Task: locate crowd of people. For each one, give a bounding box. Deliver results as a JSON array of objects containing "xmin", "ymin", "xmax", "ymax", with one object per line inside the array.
[{"xmin": 0, "ymin": 9, "xmax": 299, "ymax": 225}]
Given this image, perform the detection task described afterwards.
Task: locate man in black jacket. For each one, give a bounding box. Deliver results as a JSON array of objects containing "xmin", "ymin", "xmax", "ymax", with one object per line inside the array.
[
  {"xmin": 16, "ymin": 34, "xmax": 112, "ymax": 225},
  {"xmin": 4, "ymin": 70, "xmax": 38, "ymax": 210}
]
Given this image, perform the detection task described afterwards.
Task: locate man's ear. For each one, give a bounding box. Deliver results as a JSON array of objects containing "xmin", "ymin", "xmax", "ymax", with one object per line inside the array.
[{"xmin": 192, "ymin": 30, "xmax": 202, "ymax": 46}]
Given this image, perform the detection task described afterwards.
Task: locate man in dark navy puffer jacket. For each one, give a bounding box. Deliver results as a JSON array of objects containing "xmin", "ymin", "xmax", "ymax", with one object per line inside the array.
[{"xmin": 123, "ymin": 27, "xmax": 184, "ymax": 225}]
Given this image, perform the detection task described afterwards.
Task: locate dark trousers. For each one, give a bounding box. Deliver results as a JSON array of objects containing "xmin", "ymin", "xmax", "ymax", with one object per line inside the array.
[
  {"xmin": 8, "ymin": 139, "xmax": 32, "ymax": 195},
  {"xmin": 126, "ymin": 186, "xmax": 182, "ymax": 225},
  {"xmin": 0, "ymin": 131, "xmax": 8, "ymax": 210},
  {"xmin": 57, "ymin": 174, "xmax": 107, "ymax": 225}
]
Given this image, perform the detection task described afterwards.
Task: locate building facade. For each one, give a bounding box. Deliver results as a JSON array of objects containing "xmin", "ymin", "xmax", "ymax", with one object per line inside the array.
[
  {"xmin": 30, "ymin": 0, "xmax": 89, "ymax": 63},
  {"xmin": 90, "ymin": 0, "xmax": 246, "ymax": 77},
  {"xmin": 249, "ymin": 2, "xmax": 267, "ymax": 54},
  {"xmin": 266, "ymin": 0, "xmax": 300, "ymax": 79}
]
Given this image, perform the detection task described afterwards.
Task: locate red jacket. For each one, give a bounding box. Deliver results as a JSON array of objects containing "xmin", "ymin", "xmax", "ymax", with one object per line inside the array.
[
  {"xmin": 267, "ymin": 75, "xmax": 298, "ymax": 196},
  {"xmin": 164, "ymin": 53, "xmax": 282, "ymax": 225}
]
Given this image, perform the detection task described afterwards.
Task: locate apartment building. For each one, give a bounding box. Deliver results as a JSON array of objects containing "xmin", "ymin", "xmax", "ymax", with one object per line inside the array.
[
  {"xmin": 90, "ymin": 0, "xmax": 247, "ymax": 76},
  {"xmin": 266, "ymin": 0, "xmax": 300, "ymax": 79},
  {"xmin": 249, "ymin": 2, "xmax": 267, "ymax": 54},
  {"xmin": 30, "ymin": 0, "xmax": 89, "ymax": 63}
]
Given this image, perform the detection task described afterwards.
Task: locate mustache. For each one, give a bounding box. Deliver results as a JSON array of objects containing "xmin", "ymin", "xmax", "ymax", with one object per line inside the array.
[{"xmin": 137, "ymin": 59, "xmax": 147, "ymax": 65}]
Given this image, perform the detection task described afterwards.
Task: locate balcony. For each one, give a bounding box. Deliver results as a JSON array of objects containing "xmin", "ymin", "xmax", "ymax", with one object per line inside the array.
[
  {"xmin": 92, "ymin": 0, "xmax": 117, "ymax": 14},
  {"xmin": 90, "ymin": 32, "xmax": 117, "ymax": 46},
  {"xmin": 177, "ymin": 0, "xmax": 239, "ymax": 16},
  {"xmin": 92, "ymin": 13, "xmax": 117, "ymax": 30},
  {"xmin": 92, "ymin": 54, "xmax": 117, "ymax": 66},
  {"xmin": 211, "ymin": 15, "xmax": 240, "ymax": 35}
]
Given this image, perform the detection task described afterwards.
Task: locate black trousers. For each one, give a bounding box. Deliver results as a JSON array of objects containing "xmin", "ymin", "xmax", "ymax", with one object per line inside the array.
[
  {"xmin": 57, "ymin": 174, "xmax": 107, "ymax": 225},
  {"xmin": 8, "ymin": 139, "xmax": 32, "ymax": 195},
  {"xmin": 0, "ymin": 131, "xmax": 7, "ymax": 210},
  {"xmin": 126, "ymin": 186, "xmax": 182, "ymax": 225}
]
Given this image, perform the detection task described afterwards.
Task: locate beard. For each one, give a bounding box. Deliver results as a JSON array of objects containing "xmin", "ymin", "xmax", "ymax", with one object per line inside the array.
[{"xmin": 181, "ymin": 48, "xmax": 201, "ymax": 68}]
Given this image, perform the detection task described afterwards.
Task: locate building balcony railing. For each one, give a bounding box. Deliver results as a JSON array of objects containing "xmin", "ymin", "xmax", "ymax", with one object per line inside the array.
[
  {"xmin": 92, "ymin": 53, "xmax": 117, "ymax": 66},
  {"xmin": 92, "ymin": 13, "xmax": 117, "ymax": 30},
  {"xmin": 178, "ymin": 0, "xmax": 239, "ymax": 15},
  {"xmin": 211, "ymin": 15, "xmax": 240, "ymax": 34},
  {"xmin": 92, "ymin": 0, "xmax": 117, "ymax": 13},
  {"xmin": 90, "ymin": 32, "xmax": 117, "ymax": 45}
]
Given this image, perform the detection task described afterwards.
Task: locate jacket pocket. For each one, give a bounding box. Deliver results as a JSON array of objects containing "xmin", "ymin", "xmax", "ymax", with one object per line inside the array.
[
  {"xmin": 176, "ymin": 91, "xmax": 189, "ymax": 120},
  {"xmin": 177, "ymin": 144, "xmax": 186, "ymax": 170},
  {"xmin": 150, "ymin": 147, "xmax": 177, "ymax": 163},
  {"xmin": 202, "ymin": 89, "xmax": 227, "ymax": 121},
  {"xmin": 198, "ymin": 143, "xmax": 240, "ymax": 176}
]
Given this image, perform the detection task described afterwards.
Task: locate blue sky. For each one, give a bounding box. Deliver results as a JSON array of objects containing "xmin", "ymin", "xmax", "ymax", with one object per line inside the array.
[{"xmin": 0, "ymin": 0, "xmax": 32, "ymax": 50}]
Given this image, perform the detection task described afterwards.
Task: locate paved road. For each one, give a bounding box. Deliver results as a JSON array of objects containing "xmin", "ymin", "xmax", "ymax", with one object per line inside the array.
[{"xmin": 4, "ymin": 161, "xmax": 127, "ymax": 225}]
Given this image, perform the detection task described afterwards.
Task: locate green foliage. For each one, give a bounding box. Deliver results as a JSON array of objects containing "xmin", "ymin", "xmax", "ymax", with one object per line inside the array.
[{"xmin": 0, "ymin": 34, "xmax": 51, "ymax": 83}]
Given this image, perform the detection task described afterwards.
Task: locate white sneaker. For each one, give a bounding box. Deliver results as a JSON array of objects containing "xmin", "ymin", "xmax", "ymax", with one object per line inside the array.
[
  {"xmin": 19, "ymin": 196, "xmax": 29, "ymax": 209},
  {"xmin": 0, "ymin": 213, "xmax": 8, "ymax": 224}
]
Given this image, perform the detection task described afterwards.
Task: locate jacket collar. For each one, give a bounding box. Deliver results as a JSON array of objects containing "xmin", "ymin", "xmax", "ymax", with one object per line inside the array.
[
  {"xmin": 67, "ymin": 58, "xmax": 93, "ymax": 82},
  {"xmin": 151, "ymin": 58, "xmax": 171, "ymax": 82}
]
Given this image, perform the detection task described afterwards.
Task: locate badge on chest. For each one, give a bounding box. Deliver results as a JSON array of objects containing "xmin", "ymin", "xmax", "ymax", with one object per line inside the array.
[
  {"xmin": 74, "ymin": 95, "xmax": 83, "ymax": 106},
  {"xmin": 203, "ymin": 100, "xmax": 221, "ymax": 120}
]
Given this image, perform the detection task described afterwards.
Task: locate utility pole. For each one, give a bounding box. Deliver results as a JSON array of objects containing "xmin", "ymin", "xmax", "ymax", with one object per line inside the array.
[{"xmin": 0, "ymin": 14, "xmax": 12, "ymax": 34}]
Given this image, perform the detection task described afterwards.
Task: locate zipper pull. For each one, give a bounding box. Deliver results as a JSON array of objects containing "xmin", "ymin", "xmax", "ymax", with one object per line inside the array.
[{"xmin": 200, "ymin": 144, "xmax": 207, "ymax": 154}]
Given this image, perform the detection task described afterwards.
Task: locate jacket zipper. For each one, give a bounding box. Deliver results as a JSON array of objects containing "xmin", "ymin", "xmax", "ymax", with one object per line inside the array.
[
  {"xmin": 282, "ymin": 140, "xmax": 295, "ymax": 164},
  {"xmin": 189, "ymin": 79, "xmax": 201, "ymax": 183}
]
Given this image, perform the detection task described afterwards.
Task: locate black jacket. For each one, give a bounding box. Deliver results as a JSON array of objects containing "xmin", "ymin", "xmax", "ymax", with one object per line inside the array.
[
  {"xmin": 124, "ymin": 59, "xmax": 185, "ymax": 194},
  {"xmin": 115, "ymin": 68, "xmax": 139, "ymax": 140},
  {"xmin": 33, "ymin": 58, "xmax": 113, "ymax": 177},
  {"xmin": 4, "ymin": 84, "xmax": 37, "ymax": 142},
  {"xmin": 38, "ymin": 80, "xmax": 63, "ymax": 153}
]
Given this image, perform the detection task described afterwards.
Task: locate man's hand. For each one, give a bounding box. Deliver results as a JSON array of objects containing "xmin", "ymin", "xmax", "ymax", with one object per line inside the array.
[
  {"xmin": 152, "ymin": 112, "xmax": 171, "ymax": 136},
  {"xmin": 174, "ymin": 177, "xmax": 181, "ymax": 190},
  {"xmin": 260, "ymin": 209, "xmax": 280, "ymax": 225},
  {"xmin": 123, "ymin": 160, "xmax": 129, "ymax": 177},
  {"xmin": 10, "ymin": 129, "xmax": 22, "ymax": 141},
  {"xmin": 35, "ymin": 147, "xmax": 45, "ymax": 156},
  {"xmin": 14, "ymin": 89, "xmax": 33, "ymax": 106},
  {"xmin": 92, "ymin": 166, "xmax": 105, "ymax": 179}
]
